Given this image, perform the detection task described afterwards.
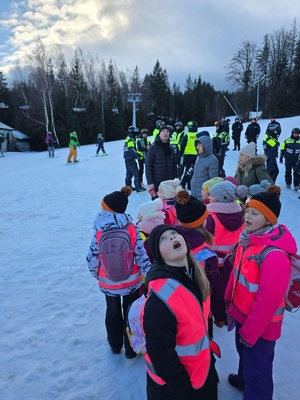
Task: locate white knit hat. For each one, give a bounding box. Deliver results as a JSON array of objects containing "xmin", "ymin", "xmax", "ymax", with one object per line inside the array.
[
  {"xmin": 159, "ymin": 178, "xmax": 181, "ymax": 199},
  {"xmin": 137, "ymin": 198, "xmax": 164, "ymax": 221},
  {"xmin": 240, "ymin": 142, "xmax": 256, "ymax": 158}
]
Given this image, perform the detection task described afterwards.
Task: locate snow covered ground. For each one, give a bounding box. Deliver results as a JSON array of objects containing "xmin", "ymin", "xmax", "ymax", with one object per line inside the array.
[{"xmin": 1, "ymin": 116, "xmax": 300, "ymax": 400}]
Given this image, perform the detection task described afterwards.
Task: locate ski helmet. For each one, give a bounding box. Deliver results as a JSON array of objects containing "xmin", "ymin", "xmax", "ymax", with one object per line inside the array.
[
  {"xmin": 97, "ymin": 133, "xmax": 102, "ymax": 138},
  {"xmin": 128, "ymin": 126, "xmax": 138, "ymax": 133},
  {"xmin": 166, "ymin": 125, "xmax": 174, "ymax": 135},
  {"xmin": 187, "ymin": 121, "xmax": 198, "ymax": 132},
  {"xmin": 140, "ymin": 128, "xmax": 148, "ymax": 134},
  {"xmin": 175, "ymin": 121, "xmax": 183, "ymax": 129},
  {"xmin": 48, "ymin": 131, "xmax": 52, "ymax": 135},
  {"xmin": 267, "ymin": 124, "xmax": 278, "ymax": 134},
  {"xmin": 292, "ymin": 127, "xmax": 300, "ymax": 134},
  {"xmin": 155, "ymin": 120, "xmax": 164, "ymax": 129}
]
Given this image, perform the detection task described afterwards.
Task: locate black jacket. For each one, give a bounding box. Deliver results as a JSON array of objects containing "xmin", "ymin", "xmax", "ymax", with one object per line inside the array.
[
  {"xmin": 232, "ymin": 122, "xmax": 243, "ymax": 137},
  {"xmin": 144, "ymin": 262, "xmax": 205, "ymax": 400},
  {"xmin": 245, "ymin": 122, "xmax": 261, "ymax": 140},
  {"xmin": 145, "ymin": 136, "xmax": 177, "ymax": 188}
]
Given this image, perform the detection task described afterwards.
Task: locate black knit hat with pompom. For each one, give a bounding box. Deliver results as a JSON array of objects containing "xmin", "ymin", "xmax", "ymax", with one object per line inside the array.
[
  {"xmin": 175, "ymin": 190, "xmax": 208, "ymax": 228},
  {"xmin": 246, "ymin": 185, "xmax": 281, "ymax": 225},
  {"xmin": 101, "ymin": 186, "xmax": 132, "ymax": 213}
]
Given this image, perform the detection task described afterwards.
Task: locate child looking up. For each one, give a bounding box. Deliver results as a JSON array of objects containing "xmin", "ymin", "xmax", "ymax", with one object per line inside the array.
[
  {"xmin": 86, "ymin": 186, "xmax": 151, "ymax": 359},
  {"xmin": 225, "ymin": 186, "xmax": 297, "ymax": 399}
]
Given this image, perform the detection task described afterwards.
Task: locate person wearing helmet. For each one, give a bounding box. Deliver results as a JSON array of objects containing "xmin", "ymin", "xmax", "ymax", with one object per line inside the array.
[
  {"xmin": 136, "ymin": 128, "xmax": 152, "ymax": 187},
  {"xmin": 174, "ymin": 121, "xmax": 184, "ymax": 145},
  {"xmin": 45, "ymin": 131, "xmax": 55, "ymax": 158},
  {"xmin": 280, "ymin": 127, "xmax": 300, "ymax": 190},
  {"xmin": 266, "ymin": 117, "xmax": 281, "ymax": 137},
  {"xmin": 179, "ymin": 121, "xmax": 198, "ymax": 189},
  {"xmin": 231, "ymin": 117, "xmax": 243, "ymax": 151},
  {"xmin": 124, "ymin": 126, "xmax": 146, "ymax": 192},
  {"xmin": 262, "ymin": 124, "xmax": 280, "ymax": 183},
  {"xmin": 212, "ymin": 121, "xmax": 230, "ymax": 177},
  {"xmin": 245, "ymin": 118, "xmax": 261, "ymax": 144},
  {"xmin": 152, "ymin": 120, "xmax": 164, "ymax": 141},
  {"xmin": 95, "ymin": 133, "xmax": 107, "ymax": 156}
]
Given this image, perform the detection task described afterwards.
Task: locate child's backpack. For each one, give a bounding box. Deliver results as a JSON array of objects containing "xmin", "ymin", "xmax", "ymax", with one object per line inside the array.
[
  {"xmin": 98, "ymin": 224, "xmax": 135, "ymax": 282},
  {"xmin": 251, "ymin": 246, "xmax": 300, "ymax": 312},
  {"xmin": 126, "ymin": 295, "xmax": 147, "ymax": 354}
]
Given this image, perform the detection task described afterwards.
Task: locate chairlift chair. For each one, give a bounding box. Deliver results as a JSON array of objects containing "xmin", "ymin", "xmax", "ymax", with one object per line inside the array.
[{"xmin": 73, "ymin": 91, "xmax": 86, "ymax": 112}]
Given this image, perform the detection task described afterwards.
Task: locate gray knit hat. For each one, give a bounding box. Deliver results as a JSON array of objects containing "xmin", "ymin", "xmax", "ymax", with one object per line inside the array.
[
  {"xmin": 248, "ymin": 180, "xmax": 271, "ymax": 196},
  {"xmin": 209, "ymin": 181, "xmax": 248, "ymax": 203},
  {"xmin": 240, "ymin": 142, "xmax": 256, "ymax": 158}
]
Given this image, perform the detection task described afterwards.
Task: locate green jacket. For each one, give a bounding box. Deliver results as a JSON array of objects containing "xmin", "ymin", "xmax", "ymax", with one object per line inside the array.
[
  {"xmin": 69, "ymin": 133, "xmax": 79, "ymax": 147},
  {"xmin": 235, "ymin": 154, "xmax": 274, "ymax": 187}
]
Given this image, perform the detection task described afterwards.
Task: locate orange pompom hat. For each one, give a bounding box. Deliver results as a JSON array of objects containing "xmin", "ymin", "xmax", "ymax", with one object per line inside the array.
[
  {"xmin": 175, "ymin": 190, "xmax": 208, "ymax": 228},
  {"xmin": 101, "ymin": 186, "xmax": 132, "ymax": 213},
  {"xmin": 246, "ymin": 185, "xmax": 281, "ymax": 225}
]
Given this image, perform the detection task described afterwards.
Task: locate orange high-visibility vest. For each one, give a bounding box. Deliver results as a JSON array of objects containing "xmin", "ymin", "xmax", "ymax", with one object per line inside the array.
[
  {"xmin": 144, "ymin": 278, "xmax": 211, "ymax": 389},
  {"xmin": 232, "ymin": 245, "xmax": 285, "ymax": 324},
  {"xmin": 96, "ymin": 224, "xmax": 142, "ymax": 290},
  {"xmin": 210, "ymin": 212, "xmax": 243, "ymax": 267}
]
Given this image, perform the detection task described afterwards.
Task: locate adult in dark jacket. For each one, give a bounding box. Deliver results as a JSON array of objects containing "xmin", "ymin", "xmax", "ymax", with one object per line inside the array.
[
  {"xmin": 191, "ymin": 134, "xmax": 219, "ymax": 200},
  {"xmin": 124, "ymin": 126, "xmax": 145, "ymax": 192},
  {"xmin": 143, "ymin": 224, "xmax": 219, "ymax": 400},
  {"xmin": 263, "ymin": 124, "xmax": 280, "ymax": 183},
  {"xmin": 231, "ymin": 117, "xmax": 243, "ymax": 151},
  {"xmin": 145, "ymin": 125, "xmax": 177, "ymax": 199},
  {"xmin": 245, "ymin": 118, "xmax": 261, "ymax": 144},
  {"xmin": 280, "ymin": 127, "xmax": 300, "ymax": 190},
  {"xmin": 234, "ymin": 142, "xmax": 274, "ymax": 187}
]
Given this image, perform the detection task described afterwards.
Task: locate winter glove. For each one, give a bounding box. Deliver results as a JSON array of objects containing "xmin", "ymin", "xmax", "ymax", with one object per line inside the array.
[{"xmin": 148, "ymin": 188, "xmax": 157, "ymax": 200}]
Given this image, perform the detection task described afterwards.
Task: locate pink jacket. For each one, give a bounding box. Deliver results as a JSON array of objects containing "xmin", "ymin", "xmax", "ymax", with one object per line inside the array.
[
  {"xmin": 138, "ymin": 215, "xmax": 165, "ymax": 236},
  {"xmin": 225, "ymin": 224, "xmax": 297, "ymax": 345}
]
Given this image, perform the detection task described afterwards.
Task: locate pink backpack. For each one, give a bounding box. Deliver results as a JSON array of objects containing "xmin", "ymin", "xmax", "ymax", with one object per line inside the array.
[
  {"xmin": 252, "ymin": 246, "xmax": 300, "ymax": 312},
  {"xmin": 126, "ymin": 295, "xmax": 146, "ymax": 354}
]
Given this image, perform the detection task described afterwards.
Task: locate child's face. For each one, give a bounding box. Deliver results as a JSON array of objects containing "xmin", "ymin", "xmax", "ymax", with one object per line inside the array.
[
  {"xmin": 209, "ymin": 194, "xmax": 218, "ymax": 203},
  {"xmin": 137, "ymin": 214, "xmax": 142, "ymax": 222},
  {"xmin": 157, "ymin": 186, "xmax": 164, "ymax": 200},
  {"xmin": 159, "ymin": 229, "xmax": 187, "ymax": 266},
  {"xmin": 201, "ymin": 189, "xmax": 209, "ymax": 201},
  {"xmin": 196, "ymin": 142, "xmax": 204, "ymax": 154},
  {"xmin": 244, "ymin": 207, "xmax": 269, "ymax": 233}
]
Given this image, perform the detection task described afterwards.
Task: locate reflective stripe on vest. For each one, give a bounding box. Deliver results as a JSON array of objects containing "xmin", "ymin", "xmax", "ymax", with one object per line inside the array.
[
  {"xmin": 210, "ymin": 212, "xmax": 243, "ymax": 267},
  {"xmin": 96, "ymin": 224, "xmax": 141, "ymax": 290},
  {"xmin": 232, "ymin": 245, "xmax": 285, "ymax": 323},
  {"xmin": 145, "ymin": 278, "xmax": 211, "ymax": 389}
]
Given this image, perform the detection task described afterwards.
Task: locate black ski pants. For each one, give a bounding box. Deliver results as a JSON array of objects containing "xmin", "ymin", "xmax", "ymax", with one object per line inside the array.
[
  {"xmin": 284, "ymin": 157, "xmax": 300, "ymax": 187},
  {"xmin": 105, "ymin": 289, "xmax": 140, "ymax": 354},
  {"xmin": 266, "ymin": 157, "xmax": 279, "ymax": 183}
]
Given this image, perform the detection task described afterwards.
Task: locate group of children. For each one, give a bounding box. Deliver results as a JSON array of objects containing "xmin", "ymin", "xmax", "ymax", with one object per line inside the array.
[{"xmin": 85, "ymin": 168, "xmax": 298, "ymax": 399}]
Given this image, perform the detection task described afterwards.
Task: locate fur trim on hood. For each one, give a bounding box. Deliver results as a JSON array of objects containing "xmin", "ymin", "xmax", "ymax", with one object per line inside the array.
[
  {"xmin": 236, "ymin": 154, "xmax": 267, "ymax": 177},
  {"xmin": 207, "ymin": 201, "xmax": 243, "ymax": 214}
]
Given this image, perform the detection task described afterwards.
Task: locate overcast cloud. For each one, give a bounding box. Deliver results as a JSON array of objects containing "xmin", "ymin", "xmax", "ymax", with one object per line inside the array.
[{"xmin": 0, "ymin": 0, "xmax": 299, "ymax": 90}]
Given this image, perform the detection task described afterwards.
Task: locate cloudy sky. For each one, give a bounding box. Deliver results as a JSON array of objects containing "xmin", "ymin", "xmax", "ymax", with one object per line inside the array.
[{"xmin": 0, "ymin": 0, "xmax": 299, "ymax": 91}]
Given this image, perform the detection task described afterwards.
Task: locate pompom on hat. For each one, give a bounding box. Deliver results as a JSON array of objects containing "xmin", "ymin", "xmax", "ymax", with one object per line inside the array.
[
  {"xmin": 240, "ymin": 142, "xmax": 256, "ymax": 159},
  {"xmin": 137, "ymin": 198, "xmax": 163, "ymax": 221},
  {"xmin": 209, "ymin": 181, "xmax": 248, "ymax": 203},
  {"xmin": 248, "ymin": 179, "xmax": 271, "ymax": 196},
  {"xmin": 202, "ymin": 177, "xmax": 224, "ymax": 192},
  {"xmin": 159, "ymin": 178, "xmax": 181, "ymax": 200},
  {"xmin": 175, "ymin": 190, "xmax": 208, "ymax": 228},
  {"xmin": 246, "ymin": 185, "xmax": 281, "ymax": 225},
  {"xmin": 224, "ymin": 176, "xmax": 239, "ymax": 186},
  {"xmin": 101, "ymin": 186, "xmax": 132, "ymax": 213}
]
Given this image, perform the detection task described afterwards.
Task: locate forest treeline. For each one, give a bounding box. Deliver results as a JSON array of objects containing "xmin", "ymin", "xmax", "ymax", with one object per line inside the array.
[{"xmin": 0, "ymin": 20, "xmax": 299, "ymax": 150}]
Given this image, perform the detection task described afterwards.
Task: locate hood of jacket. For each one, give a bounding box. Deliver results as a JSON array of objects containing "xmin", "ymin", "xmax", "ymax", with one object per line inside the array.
[
  {"xmin": 208, "ymin": 202, "xmax": 244, "ymax": 231},
  {"xmin": 195, "ymin": 135, "xmax": 213, "ymax": 158},
  {"xmin": 93, "ymin": 211, "xmax": 133, "ymax": 231},
  {"xmin": 236, "ymin": 154, "xmax": 266, "ymax": 175},
  {"xmin": 248, "ymin": 224, "xmax": 298, "ymax": 255}
]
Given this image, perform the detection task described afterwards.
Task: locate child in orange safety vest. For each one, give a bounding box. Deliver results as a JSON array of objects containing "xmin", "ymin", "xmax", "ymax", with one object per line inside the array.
[
  {"xmin": 143, "ymin": 224, "xmax": 219, "ymax": 400},
  {"xmin": 225, "ymin": 185, "xmax": 297, "ymax": 399},
  {"xmin": 86, "ymin": 186, "xmax": 151, "ymax": 359}
]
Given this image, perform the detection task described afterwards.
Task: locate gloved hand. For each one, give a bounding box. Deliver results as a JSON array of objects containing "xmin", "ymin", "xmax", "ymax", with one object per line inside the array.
[
  {"xmin": 148, "ymin": 188, "xmax": 157, "ymax": 199},
  {"xmin": 279, "ymin": 158, "xmax": 283, "ymax": 164}
]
